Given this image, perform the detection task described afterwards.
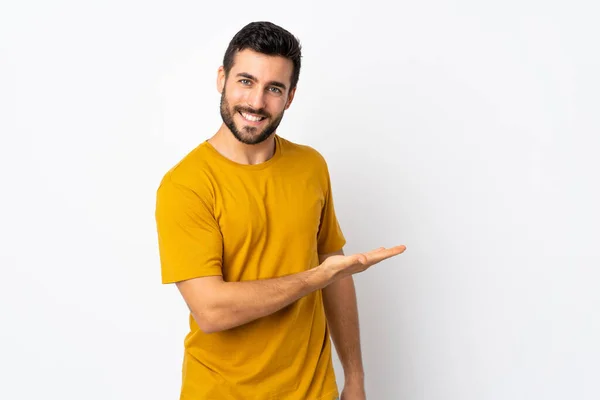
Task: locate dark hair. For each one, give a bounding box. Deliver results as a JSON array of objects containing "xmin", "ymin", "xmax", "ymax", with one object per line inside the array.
[{"xmin": 223, "ymin": 21, "xmax": 302, "ymax": 89}]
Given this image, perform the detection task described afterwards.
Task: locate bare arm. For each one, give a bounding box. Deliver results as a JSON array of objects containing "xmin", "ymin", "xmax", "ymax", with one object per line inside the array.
[
  {"xmin": 176, "ymin": 267, "xmax": 331, "ymax": 334},
  {"xmin": 177, "ymin": 245, "xmax": 406, "ymax": 334},
  {"xmin": 321, "ymin": 250, "xmax": 365, "ymax": 388}
]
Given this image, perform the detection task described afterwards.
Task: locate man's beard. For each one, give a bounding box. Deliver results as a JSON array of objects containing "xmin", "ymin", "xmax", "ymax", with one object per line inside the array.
[{"xmin": 220, "ymin": 88, "xmax": 285, "ymax": 145}]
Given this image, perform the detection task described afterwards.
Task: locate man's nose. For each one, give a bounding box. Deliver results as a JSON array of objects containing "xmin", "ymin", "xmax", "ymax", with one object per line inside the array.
[{"xmin": 246, "ymin": 87, "xmax": 266, "ymax": 111}]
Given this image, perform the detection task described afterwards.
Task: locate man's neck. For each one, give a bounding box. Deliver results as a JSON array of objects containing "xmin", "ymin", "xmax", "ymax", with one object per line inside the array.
[{"xmin": 208, "ymin": 125, "xmax": 276, "ymax": 165}]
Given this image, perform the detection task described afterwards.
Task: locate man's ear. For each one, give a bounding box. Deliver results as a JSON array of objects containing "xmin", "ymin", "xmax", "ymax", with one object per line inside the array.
[
  {"xmin": 284, "ymin": 87, "xmax": 297, "ymax": 110},
  {"xmin": 217, "ymin": 66, "xmax": 226, "ymax": 94}
]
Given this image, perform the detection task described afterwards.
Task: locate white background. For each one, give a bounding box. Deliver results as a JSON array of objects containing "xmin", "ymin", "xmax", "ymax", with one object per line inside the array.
[{"xmin": 1, "ymin": 1, "xmax": 599, "ymax": 399}]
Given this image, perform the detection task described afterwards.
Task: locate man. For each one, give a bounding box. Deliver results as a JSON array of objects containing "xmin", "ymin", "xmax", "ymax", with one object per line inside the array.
[{"xmin": 155, "ymin": 21, "xmax": 406, "ymax": 400}]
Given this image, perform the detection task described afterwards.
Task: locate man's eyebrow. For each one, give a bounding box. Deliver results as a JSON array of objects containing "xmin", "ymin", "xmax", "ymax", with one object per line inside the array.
[{"xmin": 236, "ymin": 72, "xmax": 287, "ymax": 91}]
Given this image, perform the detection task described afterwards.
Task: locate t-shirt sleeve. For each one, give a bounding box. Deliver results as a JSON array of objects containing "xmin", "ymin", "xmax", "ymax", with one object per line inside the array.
[
  {"xmin": 155, "ymin": 178, "xmax": 223, "ymax": 284},
  {"xmin": 316, "ymin": 161, "xmax": 346, "ymax": 254}
]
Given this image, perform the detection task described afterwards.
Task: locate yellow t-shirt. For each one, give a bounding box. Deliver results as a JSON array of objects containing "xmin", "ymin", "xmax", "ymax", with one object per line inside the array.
[{"xmin": 155, "ymin": 134, "xmax": 346, "ymax": 400}]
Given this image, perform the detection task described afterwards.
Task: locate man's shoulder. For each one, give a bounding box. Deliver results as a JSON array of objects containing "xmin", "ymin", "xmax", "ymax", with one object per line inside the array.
[
  {"xmin": 157, "ymin": 141, "xmax": 214, "ymax": 194},
  {"xmin": 278, "ymin": 135, "xmax": 328, "ymax": 167}
]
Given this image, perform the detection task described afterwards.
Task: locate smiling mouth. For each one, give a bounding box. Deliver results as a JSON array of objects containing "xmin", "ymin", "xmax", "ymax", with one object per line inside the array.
[{"xmin": 239, "ymin": 111, "xmax": 266, "ymax": 122}]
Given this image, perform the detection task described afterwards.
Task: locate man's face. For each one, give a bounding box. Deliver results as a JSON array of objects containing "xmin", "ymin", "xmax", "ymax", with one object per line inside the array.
[{"xmin": 218, "ymin": 49, "xmax": 296, "ymax": 145}]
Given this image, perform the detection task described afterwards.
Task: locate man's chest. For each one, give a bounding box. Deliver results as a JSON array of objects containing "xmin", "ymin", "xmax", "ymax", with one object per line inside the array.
[{"xmin": 213, "ymin": 172, "xmax": 325, "ymax": 262}]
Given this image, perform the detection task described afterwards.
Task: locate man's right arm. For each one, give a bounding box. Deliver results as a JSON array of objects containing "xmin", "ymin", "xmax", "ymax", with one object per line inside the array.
[
  {"xmin": 176, "ymin": 246, "xmax": 405, "ymax": 333},
  {"xmin": 177, "ymin": 266, "xmax": 330, "ymax": 333}
]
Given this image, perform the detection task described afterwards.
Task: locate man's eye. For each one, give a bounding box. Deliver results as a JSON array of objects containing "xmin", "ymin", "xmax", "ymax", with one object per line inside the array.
[
  {"xmin": 240, "ymin": 79, "xmax": 251, "ymax": 85},
  {"xmin": 268, "ymin": 87, "xmax": 282, "ymax": 94}
]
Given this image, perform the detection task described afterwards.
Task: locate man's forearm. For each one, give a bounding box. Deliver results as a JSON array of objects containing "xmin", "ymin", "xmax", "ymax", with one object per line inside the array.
[
  {"xmin": 322, "ymin": 276, "xmax": 365, "ymax": 381},
  {"xmin": 199, "ymin": 267, "xmax": 332, "ymax": 333}
]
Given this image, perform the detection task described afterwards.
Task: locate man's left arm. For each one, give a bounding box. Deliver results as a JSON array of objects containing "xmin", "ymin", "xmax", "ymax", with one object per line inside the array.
[{"xmin": 320, "ymin": 249, "xmax": 366, "ymax": 399}]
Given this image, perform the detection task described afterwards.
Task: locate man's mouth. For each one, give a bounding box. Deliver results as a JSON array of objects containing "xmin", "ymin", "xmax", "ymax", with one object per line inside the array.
[{"xmin": 239, "ymin": 111, "xmax": 267, "ymax": 122}]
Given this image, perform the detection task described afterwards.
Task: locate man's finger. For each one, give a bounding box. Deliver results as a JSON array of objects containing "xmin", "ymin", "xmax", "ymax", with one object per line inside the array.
[
  {"xmin": 364, "ymin": 247, "xmax": 386, "ymax": 256},
  {"xmin": 358, "ymin": 247, "xmax": 386, "ymax": 261},
  {"xmin": 365, "ymin": 245, "xmax": 406, "ymax": 264}
]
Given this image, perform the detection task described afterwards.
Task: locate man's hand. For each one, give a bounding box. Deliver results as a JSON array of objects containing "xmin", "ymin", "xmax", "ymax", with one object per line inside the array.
[
  {"xmin": 319, "ymin": 245, "xmax": 406, "ymax": 280},
  {"xmin": 340, "ymin": 379, "xmax": 367, "ymax": 400}
]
